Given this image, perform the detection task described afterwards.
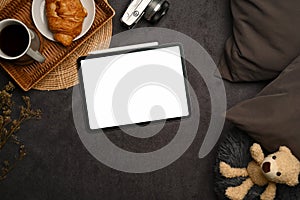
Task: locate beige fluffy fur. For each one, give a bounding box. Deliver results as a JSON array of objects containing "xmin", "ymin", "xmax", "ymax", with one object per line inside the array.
[{"xmin": 219, "ymin": 143, "xmax": 300, "ymax": 200}]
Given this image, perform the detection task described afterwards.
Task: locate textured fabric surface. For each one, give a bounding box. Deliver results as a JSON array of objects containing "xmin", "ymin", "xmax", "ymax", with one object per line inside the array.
[
  {"xmin": 0, "ymin": 0, "xmax": 273, "ymax": 199},
  {"xmin": 226, "ymin": 55, "xmax": 300, "ymax": 160},
  {"xmin": 215, "ymin": 129, "xmax": 300, "ymax": 200},
  {"xmin": 218, "ymin": 0, "xmax": 300, "ymax": 82}
]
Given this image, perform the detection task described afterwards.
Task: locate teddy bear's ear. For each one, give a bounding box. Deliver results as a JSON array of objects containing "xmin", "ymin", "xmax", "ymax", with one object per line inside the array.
[
  {"xmin": 279, "ymin": 146, "xmax": 292, "ymax": 154},
  {"xmin": 285, "ymin": 159, "xmax": 300, "ymax": 186},
  {"xmin": 286, "ymin": 175, "xmax": 299, "ymax": 186}
]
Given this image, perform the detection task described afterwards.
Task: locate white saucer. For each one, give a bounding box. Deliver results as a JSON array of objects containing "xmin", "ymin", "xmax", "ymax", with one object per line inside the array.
[{"xmin": 31, "ymin": 0, "xmax": 95, "ymax": 42}]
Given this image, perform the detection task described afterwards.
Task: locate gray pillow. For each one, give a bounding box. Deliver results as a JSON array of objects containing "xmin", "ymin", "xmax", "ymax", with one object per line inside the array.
[
  {"xmin": 226, "ymin": 55, "xmax": 300, "ymax": 159},
  {"xmin": 219, "ymin": 0, "xmax": 300, "ymax": 82}
]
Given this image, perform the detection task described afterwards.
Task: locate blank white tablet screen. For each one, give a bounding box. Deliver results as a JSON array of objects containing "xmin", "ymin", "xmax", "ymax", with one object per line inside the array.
[{"xmin": 80, "ymin": 45, "xmax": 189, "ymax": 129}]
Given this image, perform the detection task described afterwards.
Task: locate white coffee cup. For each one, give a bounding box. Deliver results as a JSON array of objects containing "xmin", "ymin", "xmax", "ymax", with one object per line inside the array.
[{"xmin": 0, "ymin": 19, "xmax": 45, "ymax": 63}]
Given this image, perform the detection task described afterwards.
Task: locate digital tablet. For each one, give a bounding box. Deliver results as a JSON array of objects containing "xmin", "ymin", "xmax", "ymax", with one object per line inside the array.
[{"xmin": 78, "ymin": 43, "xmax": 190, "ymax": 130}]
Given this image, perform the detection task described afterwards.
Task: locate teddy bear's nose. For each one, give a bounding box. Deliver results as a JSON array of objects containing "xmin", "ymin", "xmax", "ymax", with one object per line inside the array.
[{"xmin": 262, "ymin": 162, "xmax": 271, "ymax": 173}]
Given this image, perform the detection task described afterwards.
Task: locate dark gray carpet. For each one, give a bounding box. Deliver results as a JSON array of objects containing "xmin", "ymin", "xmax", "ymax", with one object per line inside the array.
[{"xmin": 0, "ymin": 0, "xmax": 267, "ymax": 199}]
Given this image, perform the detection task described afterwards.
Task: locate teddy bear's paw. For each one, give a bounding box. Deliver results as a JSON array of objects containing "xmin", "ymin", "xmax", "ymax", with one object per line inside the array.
[
  {"xmin": 260, "ymin": 192, "xmax": 276, "ymax": 200},
  {"xmin": 260, "ymin": 183, "xmax": 276, "ymax": 200},
  {"xmin": 220, "ymin": 161, "xmax": 248, "ymax": 178},
  {"xmin": 225, "ymin": 178, "xmax": 254, "ymax": 200},
  {"xmin": 226, "ymin": 187, "xmax": 247, "ymax": 200},
  {"xmin": 220, "ymin": 162, "xmax": 233, "ymax": 177},
  {"xmin": 250, "ymin": 143, "xmax": 264, "ymax": 165}
]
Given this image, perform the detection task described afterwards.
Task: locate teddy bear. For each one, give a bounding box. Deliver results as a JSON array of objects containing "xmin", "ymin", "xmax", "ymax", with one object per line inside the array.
[{"xmin": 219, "ymin": 143, "xmax": 300, "ymax": 200}]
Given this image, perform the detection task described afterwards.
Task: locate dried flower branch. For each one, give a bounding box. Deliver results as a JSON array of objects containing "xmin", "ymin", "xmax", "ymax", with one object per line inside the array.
[{"xmin": 0, "ymin": 82, "xmax": 41, "ymax": 180}]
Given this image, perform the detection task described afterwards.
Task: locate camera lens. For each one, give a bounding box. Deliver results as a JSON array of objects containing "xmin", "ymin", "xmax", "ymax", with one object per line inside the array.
[
  {"xmin": 150, "ymin": 1, "xmax": 169, "ymax": 23},
  {"xmin": 144, "ymin": 0, "xmax": 170, "ymax": 23}
]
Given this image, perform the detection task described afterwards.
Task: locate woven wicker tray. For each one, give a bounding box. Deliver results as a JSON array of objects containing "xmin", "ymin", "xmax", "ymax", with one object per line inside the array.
[{"xmin": 0, "ymin": 0, "xmax": 115, "ymax": 91}]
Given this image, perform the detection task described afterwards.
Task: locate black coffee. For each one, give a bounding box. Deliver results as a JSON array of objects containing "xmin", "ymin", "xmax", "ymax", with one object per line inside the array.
[{"xmin": 0, "ymin": 24, "xmax": 29, "ymax": 57}]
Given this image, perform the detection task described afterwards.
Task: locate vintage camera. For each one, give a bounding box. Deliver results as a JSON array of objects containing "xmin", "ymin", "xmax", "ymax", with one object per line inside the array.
[{"xmin": 121, "ymin": 0, "xmax": 170, "ymax": 28}]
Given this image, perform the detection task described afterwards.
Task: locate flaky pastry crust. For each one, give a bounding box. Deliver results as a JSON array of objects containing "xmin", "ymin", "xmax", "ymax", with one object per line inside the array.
[{"xmin": 46, "ymin": 0, "xmax": 87, "ymax": 46}]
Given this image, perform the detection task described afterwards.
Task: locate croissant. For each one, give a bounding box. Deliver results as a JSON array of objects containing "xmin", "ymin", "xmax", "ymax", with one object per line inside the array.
[{"xmin": 45, "ymin": 0, "xmax": 87, "ymax": 46}]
